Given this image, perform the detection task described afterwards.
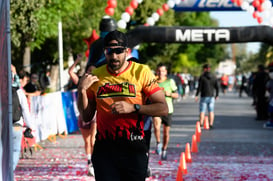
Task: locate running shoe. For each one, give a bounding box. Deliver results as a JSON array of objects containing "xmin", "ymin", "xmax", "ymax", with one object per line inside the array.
[
  {"xmin": 87, "ymin": 164, "xmax": 95, "ymax": 176},
  {"xmin": 155, "ymin": 143, "xmax": 162, "ymax": 155},
  {"xmin": 161, "ymin": 150, "xmax": 167, "ymax": 160}
]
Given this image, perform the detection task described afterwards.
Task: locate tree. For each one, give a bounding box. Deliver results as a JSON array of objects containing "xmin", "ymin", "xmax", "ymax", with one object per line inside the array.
[
  {"xmin": 10, "ymin": 0, "xmax": 46, "ymax": 70},
  {"xmin": 10, "ymin": 0, "xmax": 83, "ymax": 71},
  {"xmin": 257, "ymin": 43, "xmax": 273, "ymax": 65}
]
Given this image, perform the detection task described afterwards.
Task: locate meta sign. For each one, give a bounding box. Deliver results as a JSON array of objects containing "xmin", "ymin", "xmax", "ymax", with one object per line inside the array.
[
  {"xmin": 127, "ymin": 25, "xmax": 273, "ymax": 46},
  {"xmin": 175, "ymin": 29, "xmax": 230, "ymax": 42},
  {"xmin": 175, "ymin": 0, "xmax": 245, "ymax": 11}
]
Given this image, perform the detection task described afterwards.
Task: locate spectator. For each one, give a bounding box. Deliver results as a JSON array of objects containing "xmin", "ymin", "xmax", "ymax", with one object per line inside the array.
[
  {"xmin": 239, "ymin": 74, "xmax": 249, "ymax": 97},
  {"xmin": 39, "ymin": 68, "xmax": 51, "ymax": 93},
  {"xmin": 77, "ymin": 30, "xmax": 168, "ymax": 181},
  {"xmin": 195, "ymin": 64, "xmax": 219, "ymax": 129},
  {"xmin": 153, "ymin": 63, "xmax": 179, "ymax": 160},
  {"xmin": 248, "ymin": 71, "xmax": 256, "ymax": 105},
  {"xmin": 23, "ymin": 73, "xmax": 42, "ymax": 96},
  {"xmin": 18, "ymin": 70, "xmax": 30, "ymax": 89},
  {"xmin": 264, "ymin": 63, "xmax": 273, "ymax": 128},
  {"xmin": 235, "ymin": 74, "xmax": 242, "ymax": 93},
  {"xmin": 253, "ymin": 64, "xmax": 269, "ymax": 121},
  {"xmin": 11, "ymin": 64, "xmax": 34, "ymax": 171}
]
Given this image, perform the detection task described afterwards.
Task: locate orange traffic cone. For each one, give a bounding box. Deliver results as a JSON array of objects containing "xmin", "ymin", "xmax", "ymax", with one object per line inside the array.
[
  {"xmin": 185, "ymin": 143, "xmax": 192, "ymax": 163},
  {"xmin": 176, "ymin": 165, "xmax": 183, "ymax": 181},
  {"xmin": 179, "ymin": 152, "xmax": 187, "ymax": 174},
  {"xmin": 195, "ymin": 121, "xmax": 201, "ymax": 142},
  {"xmin": 191, "ymin": 134, "xmax": 198, "ymax": 153},
  {"xmin": 204, "ymin": 116, "xmax": 210, "ymax": 130}
]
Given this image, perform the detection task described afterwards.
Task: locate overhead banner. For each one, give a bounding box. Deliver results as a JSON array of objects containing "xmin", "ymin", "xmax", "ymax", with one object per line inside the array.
[
  {"xmin": 174, "ymin": 0, "xmax": 241, "ymax": 11},
  {"xmin": 127, "ymin": 25, "xmax": 273, "ymax": 47},
  {"xmin": 173, "ymin": 0, "xmax": 273, "ymax": 11}
]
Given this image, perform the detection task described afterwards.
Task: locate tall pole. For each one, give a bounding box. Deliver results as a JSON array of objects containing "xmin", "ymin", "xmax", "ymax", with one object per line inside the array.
[
  {"xmin": 58, "ymin": 21, "xmax": 64, "ymax": 91},
  {"xmin": 5, "ymin": 0, "xmax": 13, "ymax": 180}
]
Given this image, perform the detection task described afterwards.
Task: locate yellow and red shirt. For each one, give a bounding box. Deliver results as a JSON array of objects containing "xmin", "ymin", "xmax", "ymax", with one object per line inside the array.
[{"xmin": 87, "ymin": 61, "xmax": 160, "ymax": 151}]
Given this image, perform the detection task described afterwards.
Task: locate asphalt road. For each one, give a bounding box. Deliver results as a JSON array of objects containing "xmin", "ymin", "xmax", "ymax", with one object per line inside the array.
[{"xmin": 15, "ymin": 91, "xmax": 273, "ymax": 180}]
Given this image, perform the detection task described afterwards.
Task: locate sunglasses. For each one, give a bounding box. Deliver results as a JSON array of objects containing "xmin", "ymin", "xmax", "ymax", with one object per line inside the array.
[{"xmin": 104, "ymin": 47, "xmax": 126, "ymax": 55}]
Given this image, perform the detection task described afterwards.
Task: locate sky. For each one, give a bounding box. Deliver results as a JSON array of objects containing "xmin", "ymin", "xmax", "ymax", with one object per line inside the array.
[{"xmin": 210, "ymin": 11, "xmax": 261, "ymax": 53}]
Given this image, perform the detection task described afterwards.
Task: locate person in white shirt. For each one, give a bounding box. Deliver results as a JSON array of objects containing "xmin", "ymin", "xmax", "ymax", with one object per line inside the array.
[{"xmin": 11, "ymin": 64, "xmax": 34, "ymax": 171}]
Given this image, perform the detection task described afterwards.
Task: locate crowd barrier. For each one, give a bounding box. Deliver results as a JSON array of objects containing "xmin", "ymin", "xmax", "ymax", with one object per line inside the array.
[{"xmin": 26, "ymin": 89, "xmax": 79, "ymax": 146}]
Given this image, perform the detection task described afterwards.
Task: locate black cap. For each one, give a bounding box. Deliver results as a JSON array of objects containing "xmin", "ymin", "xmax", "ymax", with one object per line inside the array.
[
  {"xmin": 99, "ymin": 16, "xmax": 117, "ymax": 32},
  {"xmin": 103, "ymin": 30, "xmax": 128, "ymax": 48},
  {"xmin": 203, "ymin": 63, "xmax": 210, "ymax": 69}
]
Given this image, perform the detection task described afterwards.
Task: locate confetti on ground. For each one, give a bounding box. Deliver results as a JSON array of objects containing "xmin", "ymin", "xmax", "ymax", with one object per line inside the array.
[
  {"xmin": 14, "ymin": 134, "xmax": 273, "ymax": 181},
  {"xmin": 14, "ymin": 94, "xmax": 273, "ymax": 181}
]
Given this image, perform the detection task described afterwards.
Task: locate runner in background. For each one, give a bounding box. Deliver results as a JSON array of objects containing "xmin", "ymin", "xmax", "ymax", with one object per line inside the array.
[
  {"xmin": 220, "ymin": 74, "xmax": 228, "ymax": 95},
  {"xmin": 195, "ymin": 64, "xmax": 219, "ymax": 129},
  {"xmin": 85, "ymin": 16, "xmax": 117, "ymax": 72},
  {"xmin": 68, "ymin": 54, "xmax": 96, "ymax": 176},
  {"xmin": 153, "ymin": 63, "xmax": 179, "ymax": 160}
]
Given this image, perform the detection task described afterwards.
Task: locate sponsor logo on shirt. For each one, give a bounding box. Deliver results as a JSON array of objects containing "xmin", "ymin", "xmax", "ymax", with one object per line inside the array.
[{"xmin": 97, "ymin": 82, "xmax": 136, "ymax": 98}]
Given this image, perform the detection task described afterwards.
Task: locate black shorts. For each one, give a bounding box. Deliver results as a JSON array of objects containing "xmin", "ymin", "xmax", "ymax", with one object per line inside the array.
[
  {"xmin": 161, "ymin": 114, "xmax": 172, "ymax": 126},
  {"xmin": 92, "ymin": 150, "xmax": 148, "ymax": 181}
]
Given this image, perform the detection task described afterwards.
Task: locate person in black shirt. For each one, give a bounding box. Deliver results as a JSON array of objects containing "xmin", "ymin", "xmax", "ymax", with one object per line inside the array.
[
  {"xmin": 85, "ymin": 16, "xmax": 117, "ymax": 72},
  {"xmin": 253, "ymin": 64, "xmax": 269, "ymax": 120},
  {"xmin": 239, "ymin": 75, "xmax": 249, "ymax": 97},
  {"xmin": 195, "ymin": 64, "xmax": 219, "ymax": 129}
]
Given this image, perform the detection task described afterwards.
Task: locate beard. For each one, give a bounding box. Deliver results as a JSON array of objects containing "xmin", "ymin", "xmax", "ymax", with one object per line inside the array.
[{"xmin": 108, "ymin": 58, "xmax": 123, "ymax": 71}]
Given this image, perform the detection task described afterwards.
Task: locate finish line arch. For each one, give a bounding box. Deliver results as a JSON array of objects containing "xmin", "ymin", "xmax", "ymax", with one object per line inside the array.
[
  {"xmin": 124, "ymin": 0, "xmax": 273, "ymax": 47},
  {"xmin": 126, "ymin": 25, "xmax": 273, "ymax": 47}
]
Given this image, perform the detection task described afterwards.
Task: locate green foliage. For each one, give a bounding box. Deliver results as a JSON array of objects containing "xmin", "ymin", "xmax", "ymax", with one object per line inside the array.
[
  {"xmin": 239, "ymin": 53, "xmax": 259, "ymax": 73},
  {"xmin": 10, "ymin": 0, "xmax": 83, "ymax": 49},
  {"xmin": 175, "ymin": 12, "xmax": 216, "ymax": 26},
  {"xmin": 10, "ymin": 0, "xmax": 84, "ymax": 67},
  {"xmin": 173, "ymin": 54, "xmax": 190, "ymax": 72},
  {"xmin": 10, "ymin": 0, "xmax": 46, "ymax": 48},
  {"xmin": 257, "ymin": 43, "xmax": 273, "ymax": 65},
  {"xmin": 235, "ymin": 42, "xmax": 273, "ymax": 74}
]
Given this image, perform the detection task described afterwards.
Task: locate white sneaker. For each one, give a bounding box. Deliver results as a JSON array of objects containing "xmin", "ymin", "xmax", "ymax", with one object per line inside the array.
[{"xmin": 87, "ymin": 164, "xmax": 95, "ymax": 176}]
